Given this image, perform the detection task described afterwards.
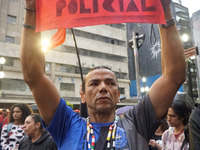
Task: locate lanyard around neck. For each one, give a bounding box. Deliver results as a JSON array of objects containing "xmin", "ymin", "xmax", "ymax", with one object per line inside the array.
[{"xmin": 86, "ymin": 116, "xmax": 119, "ymax": 150}]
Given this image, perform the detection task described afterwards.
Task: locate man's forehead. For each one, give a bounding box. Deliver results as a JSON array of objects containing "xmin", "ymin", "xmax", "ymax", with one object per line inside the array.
[{"xmin": 85, "ymin": 69, "xmax": 116, "ymax": 81}]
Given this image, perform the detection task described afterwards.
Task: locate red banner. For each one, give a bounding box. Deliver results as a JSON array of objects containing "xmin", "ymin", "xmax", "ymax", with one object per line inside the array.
[{"xmin": 35, "ymin": 0, "xmax": 166, "ymax": 32}]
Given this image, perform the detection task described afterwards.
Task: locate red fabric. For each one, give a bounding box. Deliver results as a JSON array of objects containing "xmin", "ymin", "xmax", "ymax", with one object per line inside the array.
[
  {"xmin": 36, "ymin": 0, "xmax": 165, "ymax": 32},
  {"xmin": 174, "ymin": 129, "xmax": 185, "ymax": 138},
  {"xmin": 0, "ymin": 116, "xmax": 8, "ymax": 128},
  {"xmin": 35, "ymin": 0, "xmax": 166, "ymax": 50},
  {"xmin": 48, "ymin": 29, "xmax": 66, "ymax": 50}
]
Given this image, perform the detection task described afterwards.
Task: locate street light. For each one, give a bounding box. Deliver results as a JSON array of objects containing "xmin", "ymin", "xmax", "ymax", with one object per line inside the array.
[
  {"xmin": 182, "ymin": 34, "xmax": 189, "ymax": 43},
  {"xmin": 0, "ymin": 57, "xmax": 6, "ymax": 79},
  {"xmin": 142, "ymin": 77, "xmax": 146, "ymax": 83},
  {"xmin": 129, "ymin": 32, "xmax": 145, "ymax": 100},
  {"xmin": 181, "ymin": 33, "xmax": 197, "ymax": 99},
  {"xmin": 141, "ymin": 77, "xmax": 149, "ymax": 96}
]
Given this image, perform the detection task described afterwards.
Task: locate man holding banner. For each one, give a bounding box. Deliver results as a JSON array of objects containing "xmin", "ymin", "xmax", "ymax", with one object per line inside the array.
[{"xmin": 20, "ymin": 0, "xmax": 186, "ymax": 149}]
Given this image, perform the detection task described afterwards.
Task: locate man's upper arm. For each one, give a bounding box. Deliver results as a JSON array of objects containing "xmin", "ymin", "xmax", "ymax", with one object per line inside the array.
[
  {"xmin": 149, "ymin": 76, "xmax": 182, "ymax": 120},
  {"xmin": 28, "ymin": 74, "xmax": 60, "ymax": 125}
]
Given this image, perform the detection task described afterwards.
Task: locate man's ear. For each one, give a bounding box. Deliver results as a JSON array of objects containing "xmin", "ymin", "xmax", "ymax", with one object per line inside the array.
[{"xmin": 81, "ymin": 92, "xmax": 86, "ymax": 103}]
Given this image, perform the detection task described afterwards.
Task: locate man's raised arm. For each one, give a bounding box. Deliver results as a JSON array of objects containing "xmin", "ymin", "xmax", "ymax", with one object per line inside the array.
[
  {"xmin": 20, "ymin": 0, "xmax": 60, "ymax": 125},
  {"xmin": 149, "ymin": 0, "xmax": 186, "ymax": 120}
]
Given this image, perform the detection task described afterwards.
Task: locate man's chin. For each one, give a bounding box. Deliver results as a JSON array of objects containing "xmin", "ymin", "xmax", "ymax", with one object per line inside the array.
[{"xmin": 96, "ymin": 105, "xmax": 116, "ymax": 114}]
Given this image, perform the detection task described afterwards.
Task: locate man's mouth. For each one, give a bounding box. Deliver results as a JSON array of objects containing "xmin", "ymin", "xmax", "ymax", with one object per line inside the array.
[{"xmin": 96, "ymin": 97, "xmax": 111, "ymax": 101}]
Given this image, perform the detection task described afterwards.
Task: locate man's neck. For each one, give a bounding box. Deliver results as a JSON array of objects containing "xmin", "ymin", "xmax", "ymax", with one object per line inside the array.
[{"xmin": 89, "ymin": 112, "xmax": 115, "ymax": 123}]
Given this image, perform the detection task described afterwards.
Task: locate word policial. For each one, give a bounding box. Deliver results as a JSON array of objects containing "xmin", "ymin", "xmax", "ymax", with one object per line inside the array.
[{"xmin": 56, "ymin": 0, "xmax": 156, "ymax": 16}]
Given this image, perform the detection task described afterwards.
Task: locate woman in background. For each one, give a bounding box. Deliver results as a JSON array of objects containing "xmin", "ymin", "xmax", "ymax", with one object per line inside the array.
[
  {"xmin": 162, "ymin": 100, "xmax": 191, "ymax": 150},
  {"xmin": 19, "ymin": 114, "xmax": 57, "ymax": 150},
  {"xmin": 1, "ymin": 103, "xmax": 32, "ymax": 150}
]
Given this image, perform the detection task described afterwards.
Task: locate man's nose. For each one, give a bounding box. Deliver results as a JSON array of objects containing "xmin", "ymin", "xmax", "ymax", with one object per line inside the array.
[{"xmin": 99, "ymin": 82, "xmax": 107, "ymax": 93}]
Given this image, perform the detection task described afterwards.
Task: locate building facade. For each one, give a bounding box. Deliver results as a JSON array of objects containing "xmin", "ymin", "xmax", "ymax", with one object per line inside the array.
[{"xmin": 0, "ymin": 0, "xmax": 130, "ymax": 108}]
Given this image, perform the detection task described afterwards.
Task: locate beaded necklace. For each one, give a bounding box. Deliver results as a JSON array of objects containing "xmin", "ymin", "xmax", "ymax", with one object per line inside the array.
[{"xmin": 86, "ymin": 116, "xmax": 119, "ymax": 150}]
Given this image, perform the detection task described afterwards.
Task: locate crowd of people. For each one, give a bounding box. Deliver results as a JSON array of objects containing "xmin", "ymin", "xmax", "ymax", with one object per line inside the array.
[
  {"xmin": 0, "ymin": 105, "xmax": 57, "ymax": 150},
  {"xmin": 0, "ymin": 101, "xmax": 199, "ymax": 150}
]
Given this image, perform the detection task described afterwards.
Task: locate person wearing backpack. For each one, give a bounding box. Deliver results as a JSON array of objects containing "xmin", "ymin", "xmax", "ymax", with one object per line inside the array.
[
  {"xmin": 0, "ymin": 104, "xmax": 32, "ymax": 150},
  {"xmin": 162, "ymin": 100, "xmax": 192, "ymax": 150}
]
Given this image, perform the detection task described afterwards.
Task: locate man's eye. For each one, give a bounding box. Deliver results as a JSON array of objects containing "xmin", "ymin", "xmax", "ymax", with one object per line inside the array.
[
  {"xmin": 109, "ymin": 82, "xmax": 115, "ymax": 85},
  {"xmin": 90, "ymin": 82, "xmax": 98, "ymax": 86}
]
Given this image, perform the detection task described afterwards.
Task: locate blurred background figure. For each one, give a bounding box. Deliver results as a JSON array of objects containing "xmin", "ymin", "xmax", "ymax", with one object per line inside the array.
[
  {"xmin": 19, "ymin": 114, "xmax": 57, "ymax": 150},
  {"xmin": 149, "ymin": 118, "xmax": 169, "ymax": 150},
  {"xmin": 0, "ymin": 108, "xmax": 8, "ymax": 150},
  {"xmin": 188, "ymin": 103, "xmax": 200, "ymax": 150},
  {"xmin": 0, "ymin": 108, "xmax": 8, "ymax": 128},
  {"xmin": 162, "ymin": 100, "xmax": 192, "ymax": 150},
  {"xmin": 1, "ymin": 103, "xmax": 32, "ymax": 150}
]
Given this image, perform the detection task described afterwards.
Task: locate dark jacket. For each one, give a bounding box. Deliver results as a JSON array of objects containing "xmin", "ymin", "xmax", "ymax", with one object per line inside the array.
[
  {"xmin": 19, "ymin": 130, "xmax": 57, "ymax": 150},
  {"xmin": 189, "ymin": 107, "xmax": 200, "ymax": 150}
]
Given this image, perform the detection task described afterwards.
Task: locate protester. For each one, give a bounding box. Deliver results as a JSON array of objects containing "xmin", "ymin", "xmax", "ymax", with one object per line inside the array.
[
  {"xmin": 149, "ymin": 118, "xmax": 169, "ymax": 150},
  {"xmin": 20, "ymin": 0, "xmax": 186, "ymax": 149},
  {"xmin": 162, "ymin": 100, "xmax": 191, "ymax": 150},
  {"xmin": 19, "ymin": 114, "xmax": 57, "ymax": 150},
  {"xmin": 0, "ymin": 109, "xmax": 8, "ymax": 129},
  {"xmin": 188, "ymin": 103, "xmax": 200, "ymax": 150},
  {"xmin": 0, "ymin": 103, "xmax": 32, "ymax": 150},
  {"xmin": 0, "ymin": 109, "xmax": 8, "ymax": 150}
]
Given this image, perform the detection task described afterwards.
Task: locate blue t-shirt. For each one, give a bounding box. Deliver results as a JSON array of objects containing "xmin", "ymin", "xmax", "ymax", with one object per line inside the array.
[{"xmin": 43, "ymin": 94, "xmax": 160, "ymax": 150}]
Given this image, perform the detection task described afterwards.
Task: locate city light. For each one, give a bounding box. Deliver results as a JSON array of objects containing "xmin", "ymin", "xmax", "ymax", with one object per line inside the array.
[
  {"xmin": 41, "ymin": 39, "xmax": 50, "ymax": 53},
  {"xmin": 141, "ymin": 77, "xmax": 149, "ymax": 94},
  {"xmin": 140, "ymin": 86, "xmax": 149, "ymax": 92},
  {"xmin": 190, "ymin": 56, "xmax": 196, "ymax": 60},
  {"xmin": 182, "ymin": 34, "xmax": 189, "ymax": 42},
  {"xmin": 141, "ymin": 87, "xmax": 145, "ymax": 93},
  {"xmin": 145, "ymin": 87, "xmax": 149, "ymax": 92},
  {"xmin": 142, "ymin": 77, "xmax": 146, "ymax": 83},
  {"xmin": 0, "ymin": 57, "xmax": 6, "ymax": 65},
  {"xmin": 0, "ymin": 71, "xmax": 5, "ymax": 79}
]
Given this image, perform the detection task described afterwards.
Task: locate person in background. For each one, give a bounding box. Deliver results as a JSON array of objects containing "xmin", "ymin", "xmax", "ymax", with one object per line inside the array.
[
  {"xmin": 1, "ymin": 103, "xmax": 32, "ymax": 150},
  {"xmin": 0, "ymin": 109, "xmax": 8, "ymax": 129},
  {"xmin": 0, "ymin": 109, "xmax": 8, "ymax": 150},
  {"xmin": 19, "ymin": 114, "xmax": 57, "ymax": 150},
  {"xmin": 188, "ymin": 103, "xmax": 200, "ymax": 150},
  {"xmin": 149, "ymin": 118, "xmax": 169, "ymax": 150},
  {"xmin": 162, "ymin": 100, "xmax": 192, "ymax": 150}
]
